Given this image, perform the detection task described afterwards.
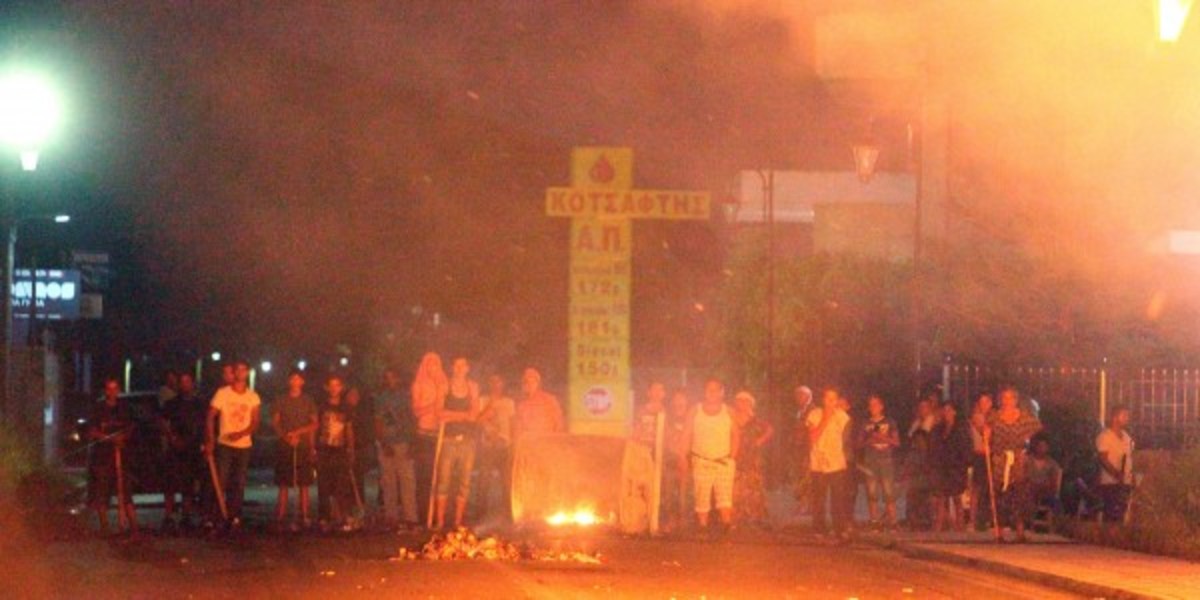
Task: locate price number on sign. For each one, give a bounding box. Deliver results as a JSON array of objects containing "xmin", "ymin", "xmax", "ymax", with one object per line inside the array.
[
  {"xmin": 576, "ymin": 360, "xmax": 620, "ymax": 378},
  {"xmin": 575, "ymin": 278, "xmax": 623, "ymax": 298},
  {"xmin": 575, "ymin": 319, "xmax": 622, "ymax": 338}
]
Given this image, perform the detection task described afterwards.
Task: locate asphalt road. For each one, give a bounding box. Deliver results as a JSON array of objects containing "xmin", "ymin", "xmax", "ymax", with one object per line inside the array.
[{"xmin": 17, "ymin": 528, "xmax": 1082, "ymax": 599}]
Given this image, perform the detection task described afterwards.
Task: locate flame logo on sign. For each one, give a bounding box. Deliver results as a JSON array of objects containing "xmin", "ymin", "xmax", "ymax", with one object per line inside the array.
[{"xmin": 589, "ymin": 155, "xmax": 615, "ymax": 184}]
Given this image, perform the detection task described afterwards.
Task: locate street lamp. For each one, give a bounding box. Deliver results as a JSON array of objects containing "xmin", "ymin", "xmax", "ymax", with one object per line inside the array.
[
  {"xmin": 853, "ymin": 124, "xmax": 924, "ymax": 400},
  {"xmin": 0, "ymin": 71, "xmax": 62, "ymax": 170},
  {"xmin": 0, "ymin": 69, "xmax": 62, "ymax": 421},
  {"xmin": 1158, "ymin": 0, "xmax": 1194, "ymax": 42}
]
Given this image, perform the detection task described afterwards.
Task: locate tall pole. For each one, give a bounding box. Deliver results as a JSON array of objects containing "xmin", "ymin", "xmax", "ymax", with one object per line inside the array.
[
  {"xmin": 757, "ymin": 170, "xmax": 776, "ymax": 412},
  {"xmin": 2, "ymin": 221, "xmax": 15, "ymax": 422},
  {"xmin": 912, "ymin": 124, "xmax": 923, "ymax": 403}
]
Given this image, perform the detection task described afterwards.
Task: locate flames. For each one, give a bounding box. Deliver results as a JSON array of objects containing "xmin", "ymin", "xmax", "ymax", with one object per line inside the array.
[
  {"xmin": 545, "ymin": 508, "xmax": 601, "ymax": 527},
  {"xmin": 392, "ymin": 528, "xmax": 604, "ymax": 565}
]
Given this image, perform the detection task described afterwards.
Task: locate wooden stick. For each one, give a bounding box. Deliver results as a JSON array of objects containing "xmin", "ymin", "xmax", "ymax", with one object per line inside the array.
[
  {"xmin": 983, "ymin": 439, "xmax": 1001, "ymax": 542},
  {"xmin": 114, "ymin": 445, "xmax": 129, "ymax": 530},
  {"xmin": 207, "ymin": 451, "xmax": 229, "ymax": 521},
  {"xmin": 349, "ymin": 453, "xmax": 365, "ymax": 514},
  {"xmin": 292, "ymin": 444, "xmax": 301, "ymax": 517},
  {"xmin": 426, "ymin": 422, "xmax": 446, "ymax": 529},
  {"xmin": 649, "ymin": 410, "xmax": 665, "ymax": 535}
]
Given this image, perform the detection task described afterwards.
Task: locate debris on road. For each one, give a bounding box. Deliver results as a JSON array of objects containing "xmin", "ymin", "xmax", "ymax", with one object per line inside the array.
[{"xmin": 391, "ymin": 528, "xmax": 604, "ymax": 565}]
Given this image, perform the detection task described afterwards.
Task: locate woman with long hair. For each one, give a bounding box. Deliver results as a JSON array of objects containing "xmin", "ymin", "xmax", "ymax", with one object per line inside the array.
[
  {"xmin": 411, "ymin": 352, "xmax": 448, "ymax": 527},
  {"xmin": 433, "ymin": 357, "xmax": 480, "ymax": 530}
]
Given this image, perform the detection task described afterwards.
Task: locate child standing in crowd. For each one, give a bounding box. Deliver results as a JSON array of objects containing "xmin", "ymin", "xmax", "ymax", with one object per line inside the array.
[
  {"xmin": 271, "ymin": 369, "xmax": 317, "ymax": 531},
  {"xmin": 433, "ymin": 357, "xmax": 480, "ymax": 531},
  {"xmin": 317, "ymin": 374, "xmax": 357, "ymax": 531},
  {"xmin": 205, "ymin": 360, "xmax": 261, "ymax": 530},
  {"xmin": 857, "ymin": 395, "xmax": 899, "ymax": 530},
  {"xmin": 87, "ymin": 377, "xmax": 136, "ymax": 535}
]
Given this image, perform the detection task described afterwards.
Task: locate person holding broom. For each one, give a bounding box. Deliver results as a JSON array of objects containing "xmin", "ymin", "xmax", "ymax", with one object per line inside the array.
[
  {"xmin": 205, "ymin": 360, "xmax": 262, "ymax": 531},
  {"xmin": 411, "ymin": 352, "xmax": 448, "ymax": 529},
  {"xmin": 271, "ymin": 368, "xmax": 317, "ymax": 531},
  {"xmin": 983, "ymin": 386, "xmax": 1042, "ymax": 543},
  {"xmin": 316, "ymin": 373, "xmax": 358, "ymax": 532},
  {"xmin": 431, "ymin": 357, "xmax": 480, "ymax": 531},
  {"xmin": 87, "ymin": 377, "xmax": 137, "ymax": 536}
]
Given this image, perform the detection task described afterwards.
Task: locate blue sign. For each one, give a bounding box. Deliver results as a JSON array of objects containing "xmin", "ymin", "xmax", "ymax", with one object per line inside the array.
[{"xmin": 11, "ymin": 269, "xmax": 81, "ymax": 320}]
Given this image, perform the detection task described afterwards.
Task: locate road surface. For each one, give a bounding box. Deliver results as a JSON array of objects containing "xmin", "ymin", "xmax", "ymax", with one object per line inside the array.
[{"xmin": 15, "ymin": 528, "xmax": 1083, "ymax": 599}]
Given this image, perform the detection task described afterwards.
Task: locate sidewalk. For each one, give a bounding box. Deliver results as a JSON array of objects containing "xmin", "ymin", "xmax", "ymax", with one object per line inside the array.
[
  {"xmin": 868, "ymin": 530, "xmax": 1200, "ymax": 600},
  {"xmin": 766, "ymin": 489, "xmax": 1200, "ymax": 600}
]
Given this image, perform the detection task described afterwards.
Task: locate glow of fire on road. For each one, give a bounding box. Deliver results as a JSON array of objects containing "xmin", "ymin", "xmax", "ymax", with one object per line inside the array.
[{"xmin": 545, "ymin": 508, "xmax": 601, "ymax": 527}]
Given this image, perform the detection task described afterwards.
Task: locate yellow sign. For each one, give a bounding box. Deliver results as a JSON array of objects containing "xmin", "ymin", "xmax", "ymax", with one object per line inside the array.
[
  {"xmin": 545, "ymin": 188, "xmax": 711, "ymax": 220},
  {"xmin": 548, "ymin": 147, "xmax": 710, "ymax": 437},
  {"xmin": 570, "ymin": 147, "xmax": 633, "ymax": 190}
]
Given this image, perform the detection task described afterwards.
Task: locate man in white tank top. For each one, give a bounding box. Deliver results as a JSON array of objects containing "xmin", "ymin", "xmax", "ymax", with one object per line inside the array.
[{"xmin": 682, "ymin": 379, "xmax": 740, "ymax": 531}]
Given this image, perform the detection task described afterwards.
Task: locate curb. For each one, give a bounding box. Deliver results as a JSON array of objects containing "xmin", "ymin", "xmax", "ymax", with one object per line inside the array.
[{"xmin": 894, "ymin": 541, "xmax": 1158, "ymax": 600}]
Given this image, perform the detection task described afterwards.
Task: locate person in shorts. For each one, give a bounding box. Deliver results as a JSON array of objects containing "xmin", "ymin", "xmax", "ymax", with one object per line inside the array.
[
  {"xmin": 856, "ymin": 394, "xmax": 899, "ymax": 530},
  {"xmin": 683, "ymin": 379, "xmax": 739, "ymax": 533},
  {"xmin": 271, "ymin": 369, "xmax": 318, "ymax": 530}
]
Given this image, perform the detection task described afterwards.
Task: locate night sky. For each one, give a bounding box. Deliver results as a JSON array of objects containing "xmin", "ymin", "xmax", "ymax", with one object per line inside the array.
[{"xmin": 5, "ymin": 1, "xmax": 1200, "ymax": 383}]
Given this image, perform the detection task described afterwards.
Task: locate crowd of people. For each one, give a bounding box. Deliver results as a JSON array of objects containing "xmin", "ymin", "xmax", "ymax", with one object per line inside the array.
[{"xmin": 82, "ymin": 354, "xmax": 1138, "ymax": 542}]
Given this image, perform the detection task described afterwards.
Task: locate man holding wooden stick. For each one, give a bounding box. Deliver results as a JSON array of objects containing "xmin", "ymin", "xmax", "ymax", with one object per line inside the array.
[
  {"xmin": 1096, "ymin": 405, "xmax": 1134, "ymax": 537},
  {"xmin": 205, "ymin": 360, "xmax": 262, "ymax": 531},
  {"xmin": 86, "ymin": 377, "xmax": 136, "ymax": 536}
]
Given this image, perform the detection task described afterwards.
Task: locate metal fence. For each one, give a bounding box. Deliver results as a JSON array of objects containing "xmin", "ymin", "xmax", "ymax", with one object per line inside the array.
[{"xmin": 937, "ymin": 364, "xmax": 1200, "ymax": 449}]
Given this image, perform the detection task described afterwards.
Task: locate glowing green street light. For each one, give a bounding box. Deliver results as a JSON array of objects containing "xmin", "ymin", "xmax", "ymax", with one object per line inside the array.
[{"xmin": 0, "ymin": 70, "xmax": 63, "ymax": 171}]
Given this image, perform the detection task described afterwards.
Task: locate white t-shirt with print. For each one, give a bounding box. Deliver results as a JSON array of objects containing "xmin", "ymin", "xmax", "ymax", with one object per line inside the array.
[
  {"xmin": 211, "ymin": 386, "xmax": 262, "ymax": 449},
  {"xmin": 806, "ymin": 407, "xmax": 850, "ymax": 473}
]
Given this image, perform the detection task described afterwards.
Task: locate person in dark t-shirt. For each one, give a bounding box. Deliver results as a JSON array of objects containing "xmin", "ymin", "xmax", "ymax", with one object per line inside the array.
[
  {"xmin": 88, "ymin": 377, "xmax": 136, "ymax": 535},
  {"xmin": 317, "ymin": 374, "xmax": 357, "ymax": 530},
  {"xmin": 271, "ymin": 369, "xmax": 318, "ymax": 529},
  {"xmin": 161, "ymin": 372, "xmax": 207, "ymax": 531}
]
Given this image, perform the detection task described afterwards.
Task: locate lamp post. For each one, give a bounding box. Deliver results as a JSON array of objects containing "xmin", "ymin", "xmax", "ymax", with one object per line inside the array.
[
  {"xmin": 757, "ymin": 170, "xmax": 776, "ymax": 413},
  {"xmin": 4, "ymin": 213, "xmax": 70, "ymax": 422},
  {"xmin": 0, "ymin": 69, "xmax": 63, "ymax": 422}
]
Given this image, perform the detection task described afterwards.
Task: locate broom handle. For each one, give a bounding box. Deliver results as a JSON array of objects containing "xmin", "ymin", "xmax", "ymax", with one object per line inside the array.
[
  {"xmin": 115, "ymin": 444, "xmax": 129, "ymax": 530},
  {"xmin": 207, "ymin": 450, "xmax": 229, "ymax": 520},
  {"xmin": 983, "ymin": 437, "xmax": 1001, "ymax": 541},
  {"xmin": 426, "ymin": 422, "xmax": 446, "ymax": 528}
]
